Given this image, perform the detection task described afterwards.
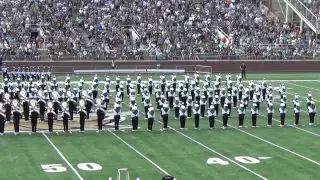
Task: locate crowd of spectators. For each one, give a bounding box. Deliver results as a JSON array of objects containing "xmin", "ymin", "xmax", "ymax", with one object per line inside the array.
[{"xmin": 0, "ymin": 0, "xmax": 319, "ymax": 61}]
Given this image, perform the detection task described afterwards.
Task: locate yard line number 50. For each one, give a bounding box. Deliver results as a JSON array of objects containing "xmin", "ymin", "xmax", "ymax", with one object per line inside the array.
[{"xmin": 41, "ymin": 163, "xmax": 102, "ymax": 173}]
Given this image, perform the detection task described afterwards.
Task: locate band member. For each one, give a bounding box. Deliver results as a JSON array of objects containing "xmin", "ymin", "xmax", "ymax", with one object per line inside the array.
[
  {"xmin": 0, "ymin": 103, "xmax": 5, "ymax": 135},
  {"xmin": 85, "ymin": 95, "xmax": 94, "ymax": 120},
  {"xmin": 29, "ymin": 100, "xmax": 39, "ymax": 133},
  {"xmin": 168, "ymin": 88, "xmax": 175, "ymax": 108},
  {"xmin": 113, "ymin": 104, "xmax": 121, "ymax": 131},
  {"xmin": 294, "ymin": 103, "xmax": 301, "ymax": 126},
  {"xmin": 193, "ymin": 104, "xmax": 200, "ymax": 129},
  {"xmin": 186, "ymin": 96, "xmax": 193, "ymax": 118},
  {"xmin": 205, "ymin": 73, "xmax": 211, "ymax": 87},
  {"xmin": 239, "ymin": 63, "xmax": 246, "ymax": 79},
  {"xmin": 155, "ymin": 90, "xmax": 162, "ymax": 110},
  {"xmin": 101, "ymin": 88, "xmax": 109, "ymax": 110},
  {"xmin": 38, "ymin": 94, "xmax": 46, "ymax": 121},
  {"xmin": 4, "ymin": 93, "xmax": 11, "ymax": 123},
  {"xmin": 279, "ymin": 103, "xmax": 286, "ymax": 127},
  {"xmin": 67, "ymin": 94, "xmax": 76, "ymax": 121},
  {"xmin": 267, "ymin": 102, "xmax": 274, "ymax": 127},
  {"xmin": 92, "ymin": 82, "xmax": 98, "ymax": 100},
  {"xmin": 279, "ymin": 84, "xmax": 286, "ymax": 99},
  {"xmin": 184, "ymin": 74, "xmax": 190, "ymax": 92},
  {"xmin": 308, "ymin": 101, "xmax": 316, "ymax": 126},
  {"xmin": 208, "ymin": 105, "xmax": 216, "ymax": 129},
  {"xmin": 222, "ymin": 104, "xmax": 230, "ymax": 129},
  {"xmin": 181, "ymin": 88, "xmax": 188, "ymax": 106},
  {"xmin": 165, "ymin": 83, "xmax": 171, "ymax": 100},
  {"xmin": 212, "ymin": 95, "xmax": 219, "ymax": 118},
  {"xmin": 307, "ymin": 92, "xmax": 312, "ymax": 108},
  {"xmin": 172, "ymin": 73, "xmax": 177, "ymax": 92},
  {"xmin": 46, "ymin": 102, "xmax": 56, "ymax": 133},
  {"xmin": 173, "ymin": 98, "xmax": 181, "ymax": 119},
  {"xmin": 225, "ymin": 94, "xmax": 232, "ymax": 115},
  {"xmin": 60, "ymin": 102, "xmax": 70, "ymax": 133},
  {"xmin": 178, "ymin": 83, "xmax": 184, "ymax": 100},
  {"xmin": 147, "ymin": 107, "xmax": 155, "ymax": 131},
  {"xmin": 179, "ymin": 106, "xmax": 187, "ymax": 129},
  {"xmin": 115, "ymin": 76, "xmax": 120, "ymax": 92},
  {"xmin": 232, "ymin": 87, "xmax": 238, "ymax": 108},
  {"xmin": 194, "ymin": 72, "xmax": 200, "ymax": 86},
  {"xmin": 137, "ymin": 74, "xmax": 142, "ymax": 95},
  {"xmin": 226, "ymin": 80, "xmax": 232, "ymax": 94},
  {"xmin": 78, "ymin": 100, "xmax": 87, "ymax": 132},
  {"xmin": 143, "ymin": 96, "xmax": 151, "ymax": 119},
  {"xmin": 220, "ymin": 88, "xmax": 226, "ymax": 107},
  {"xmin": 94, "ymin": 98, "xmax": 105, "ymax": 132},
  {"xmin": 125, "ymin": 75, "xmax": 131, "ymax": 95},
  {"xmin": 161, "ymin": 104, "xmax": 170, "ymax": 130},
  {"xmin": 253, "ymin": 92, "xmax": 261, "ymax": 110},
  {"xmin": 160, "ymin": 74, "xmax": 166, "ymax": 94},
  {"xmin": 200, "ymin": 96, "xmax": 206, "ymax": 118},
  {"xmin": 190, "ymin": 81, "xmax": 196, "ymax": 101},
  {"xmin": 251, "ymin": 103, "xmax": 259, "ymax": 127},
  {"xmin": 159, "ymin": 95, "xmax": 166, "ymax": 118},
  {"xmin": 131, "ymin": 106, "xmax": 139, "ymax": 131},
  {"xmin": 194, "ymin": 87, "xmax": 201, "ymax": 103},
  {"xmin": 20, "ymin": 91, "xmax": 30, "ymax": 121},
  {"xmin": 148, "ymin": 76, "xmax": 153, "ymax": 94},
  {"xmin": 238, "ymin": 104, "xmax": 246, "ymax": 128},
  {"xmin": 249, "ymin": 81, "xmax": 255, "ymax": 101}
]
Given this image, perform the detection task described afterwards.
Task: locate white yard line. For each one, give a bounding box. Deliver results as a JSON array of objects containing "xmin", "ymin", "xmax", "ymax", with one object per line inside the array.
[
  {"xmin": 213, "ymin": 120, "xmax": 320, "ymax": 166},
  {"xmin": 42, "ymin": 132, "xmax": 84, "ymax": 180},
  {"xmin": 285, "ymin": 82, "xmax": 320, "ymax": 93},
  {"xmin": 112, "ymin": 97, "xmax": 268, "ymax": 180},
  {"xmin": 108, "ymin": 130, "xmax": 173, "ymax": 177}
]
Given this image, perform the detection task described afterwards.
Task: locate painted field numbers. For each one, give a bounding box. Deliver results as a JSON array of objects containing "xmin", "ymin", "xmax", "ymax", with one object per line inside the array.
[
  {"xmin": 206, "ymin": 156, "xmax": 271, "ymax": 165},
  {"xmin": 41, "ymin": 162, "xmax": 102, "ymax": 173}
]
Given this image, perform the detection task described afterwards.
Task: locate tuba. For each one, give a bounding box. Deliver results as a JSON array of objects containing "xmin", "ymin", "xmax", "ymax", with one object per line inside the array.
[
  {"xmin": 30, "ymin": 99, "xmax": 37, "ymax": 109},
  {"xmin": 96, "ymin": 98, "xmax": 102, "ymax": 107},
  {"xmin": 62, "ymin": 102, "xmax": 68, "ymax": 111},
  {"xmin": 79, "ymin": 99, "xmax": 85, "ymax": 110},
  {"xmin": 12, "ymin": 99, "xmax": 19, "ymax": 110}
]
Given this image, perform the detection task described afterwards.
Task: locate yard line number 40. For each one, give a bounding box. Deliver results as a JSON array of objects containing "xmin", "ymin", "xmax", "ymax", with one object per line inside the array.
[
  {"xmin": 206, "ymin": 156, "xmax": 272, "ymax": 165},
  {"xmin": 41, "ymin": 163, "xmax": 102, "ymax": 173}
]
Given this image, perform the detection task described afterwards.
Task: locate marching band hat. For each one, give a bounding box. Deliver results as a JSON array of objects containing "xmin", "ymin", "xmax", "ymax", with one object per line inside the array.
[
  {"xmin": 210, "ymin": 105, "xmax": 214, "ymax": 109},
  {"xmin": 163, "ymin": 104, "xmax": 168, "ymax": 108},
  {"xmin": 195, "ymin": 104, "xmax": 199, "ymax": 108},
  {"xmin": 280, "ymin": 103, "xmax": 285, "ymax": 107},
  {"xmin": 240, "ymin": 104, "xmax": 244, "ymax": 108},
  {"xmin": 224, "ymin": 104, "xmax": 228, "ymax": 107},
  {"xmin": 296, "ymin": 103, "xmax": 300, "ymax": 106},
  {"xmin": 181, "ymin": 106, "xmax": 186, "ymax": 109},
  {"xmin": 311, "ymin": 101, "xmax": 315, "ymax": 104},
  {"xmin": 253, "ymin": 103, "xmax": 257, "ymax": 107}
]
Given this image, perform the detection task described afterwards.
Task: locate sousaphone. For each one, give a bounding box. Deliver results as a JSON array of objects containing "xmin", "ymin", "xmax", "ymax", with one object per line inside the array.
[
  {"xmin": 12, "ymin": 99, "xmax": 19, "ymax": 108},
  {"xmin": 79, "ymin": 99, "xmax": 85, "ymax": 108},
  {"xmin": 62, "ymin": 102, "xmax": 68, "ymax": 110}
]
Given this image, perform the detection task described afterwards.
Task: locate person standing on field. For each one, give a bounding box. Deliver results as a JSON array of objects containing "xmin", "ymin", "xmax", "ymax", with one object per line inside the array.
[{"xmin": 240, "ymin": 63, "xmax": 247, "ymax": 79}]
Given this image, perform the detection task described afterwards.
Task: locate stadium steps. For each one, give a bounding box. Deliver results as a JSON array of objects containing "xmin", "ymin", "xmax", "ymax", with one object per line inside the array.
[{"xmin": 282, "ymin": 0, "xmax": 320, "ymax": 34}]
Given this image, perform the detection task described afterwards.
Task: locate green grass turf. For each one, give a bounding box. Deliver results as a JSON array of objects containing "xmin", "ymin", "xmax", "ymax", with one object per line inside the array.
[{"xmin": 1, "ymin": 73, "xmax": 320, "ymax": 180}]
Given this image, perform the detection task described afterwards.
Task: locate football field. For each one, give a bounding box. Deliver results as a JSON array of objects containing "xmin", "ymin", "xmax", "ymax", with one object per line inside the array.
[{"xmin": 1, "ymin": 72, "xmax": 320, "ymax": 180}]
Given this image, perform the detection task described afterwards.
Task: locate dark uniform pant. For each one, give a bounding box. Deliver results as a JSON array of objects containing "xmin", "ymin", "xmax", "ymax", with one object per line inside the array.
[
  {"xmin": 98, "ymin": 118, "xmax": 103, "ymax": 130},
  {"xmin": 180, "ymin": 115, "xmax": 186, "ymax": 128},
  {"xmin": 252, "ymin": 114, "xmax": 257, "ymax": 127},
  {"xmin": 48, "ymin": 119, "xmax": 53, "ymax": 132},
  {"xmin": 114, "ymin": 115, "xmax": 120, "ymax": 130},
  {"xmin": 238, "ymin": 114, "xmax": 245, "ymax": 126},
  {"xmin": 162, "ymin": 114, "xmax": 168, "ymax": 129},
  {"xmin": 14, "ymin": 119, "xmax": 20, "ymax": 132},
  {"xmin": 63, "ymin": 118, "xmax": 68, "ymax": 132},
  {"xmin": 187, "ymin": 106, "xmax": 192, "ymax": 117},
  {"xmin": 80, "ymin": 118, "xmax": 85, "ymax": 131},
  {"xmin": 175, "ymin": 107, "xmax": 179, "ymax": 118},
  {"xmin": 194, "ymin": 114, "xmax": 200, "ymax": 128},
  {"xmin": 222, "ymin": 114, "xmax": 228, "ymax": 127},
  {"xmin": 209, "ymin": 116, "xmax": 215, "ymax": 128},
  {"xmin": 309, "ymin": 112, "xmax": 315, "ymax": 123},
  {"xmin": 148, "ymin": 117, "xmax": 154, "ymax": 130},
  {"xmin": 200, "ymin": 105, "xmax": 205, "ymax": 117},
  {"xmin": 132, "ymin": 117, "xmax": 139, "ymax": 130},
  {"xmin": 295, "ymin": 113, "xmax": 300, "ymax": 125},
  {"xmin": 0, "ymin": 119, "xmax": 4, "ymax": 133},
  {"xmin": 267, "ymin": 113, "xmax": 273, "ymax": 126},
  {"xmin": 280, "ymin": 113, "xmax": 286, "ymax": 125},
  {"xmin": 31, "ymin": 119, "xmax": 37, "ymax": 132}
]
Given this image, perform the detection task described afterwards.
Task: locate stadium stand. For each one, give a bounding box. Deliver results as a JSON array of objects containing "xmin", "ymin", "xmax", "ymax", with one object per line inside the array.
[{"xmin": 0, "ymin": 0, "xmax": 319, "ymax": 61}]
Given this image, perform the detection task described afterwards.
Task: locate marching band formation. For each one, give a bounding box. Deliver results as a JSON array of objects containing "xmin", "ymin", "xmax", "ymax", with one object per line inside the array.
[{"xmin": 0, "ymin": 69, "xmax": 317, "ymax": 135}]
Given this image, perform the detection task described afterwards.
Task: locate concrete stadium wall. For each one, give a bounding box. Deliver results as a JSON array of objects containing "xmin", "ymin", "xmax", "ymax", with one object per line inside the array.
[{"xmin": 3, "ymin": 60, "xmax": 320, "ymax": 73}]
